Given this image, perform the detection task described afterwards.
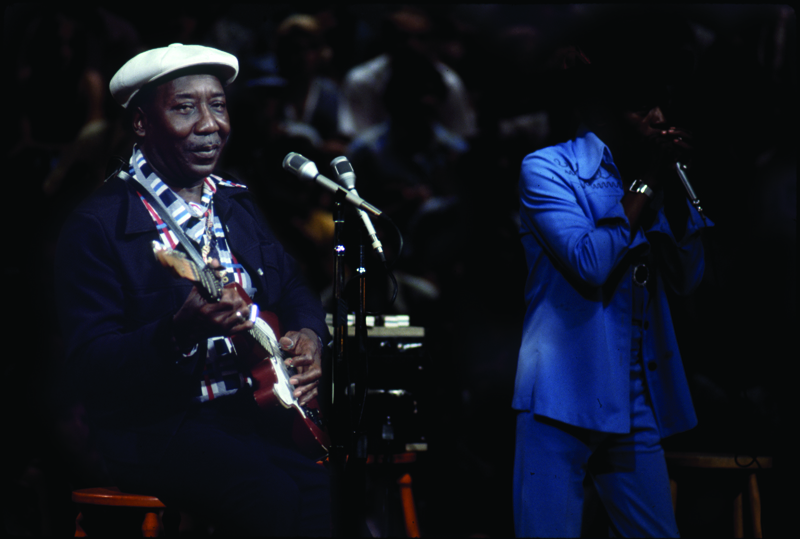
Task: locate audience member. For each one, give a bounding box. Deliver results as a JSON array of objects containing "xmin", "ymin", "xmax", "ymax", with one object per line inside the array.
[
  {"xmin": 346, "ymin": 49, "xmax": 468, "ymax": 235},
  {"xmin": 274, "ymin": 15, "xmax": 345, "ymax": 155},
  {"xmin": 338, "ymin": 7, "xmax": 476, "ymax": 140}
]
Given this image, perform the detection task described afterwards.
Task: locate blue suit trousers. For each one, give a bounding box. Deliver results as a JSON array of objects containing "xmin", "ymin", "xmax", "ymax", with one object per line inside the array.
[{"xmin": 513, "ymin": 303, "xmax": 679, "ymax": 537}]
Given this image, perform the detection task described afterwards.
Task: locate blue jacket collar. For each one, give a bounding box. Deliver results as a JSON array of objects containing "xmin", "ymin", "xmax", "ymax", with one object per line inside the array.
[{"xmin": 574, "ymin": 125, "xmax": 614, "ymax": 181}]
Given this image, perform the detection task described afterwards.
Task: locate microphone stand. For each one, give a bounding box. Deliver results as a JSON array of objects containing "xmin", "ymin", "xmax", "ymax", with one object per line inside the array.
[
  {"xmin": 330, "ymin": 194, "xmax": 370, "ymax": 537},
  {"xmin": 353, "ymin": 224, "xmax": 369, "ymax": 438},
  {"xmin": 350, "ymin": 216, "xmax": 371, "ymax": 536},
  {"xmin": 329, "ymin": 190, "xmax": 350, "ymax": 537}
]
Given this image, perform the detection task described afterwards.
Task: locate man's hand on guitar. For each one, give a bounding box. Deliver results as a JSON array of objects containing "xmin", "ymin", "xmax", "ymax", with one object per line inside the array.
[
  {"xmin": 172, "ymin": 285, "xmax": 254, "ymax": 354},
  {"xmin": 280, "ymin": 328, "xmax": 322, "ymax": 406}
]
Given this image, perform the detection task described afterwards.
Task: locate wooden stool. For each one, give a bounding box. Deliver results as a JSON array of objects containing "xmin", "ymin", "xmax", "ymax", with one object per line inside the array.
[
  {"xmin": 665, "ymin": 452, "xmax": 772, "ymax": 538},
  {"xmin": 71, "ymin": 487, "xmax": 176, "ymax": 537},
  {"xmin": 366, "ymin": 452, "xmax": 421, "ymax": 538},
  {"xmin": 73, "ymin": 465, "xmax": 327, "ymax": 536}
]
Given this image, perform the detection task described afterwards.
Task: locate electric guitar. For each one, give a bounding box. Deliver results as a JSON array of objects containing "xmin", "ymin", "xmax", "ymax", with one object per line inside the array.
[{"xmin": 152, "ymin": 241, "xmax": 329, "ymax": 458}]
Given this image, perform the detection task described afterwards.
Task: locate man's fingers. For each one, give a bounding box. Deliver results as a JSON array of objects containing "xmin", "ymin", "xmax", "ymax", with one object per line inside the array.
[
  {"xmin": 664, "ymin": 127, "xmax": 692, "ymax": 136},
  {"xmin": 298, "ymin": 387, "xmax": 319, "ymax": 406},
  {"xmin": 290, "ymin": 379, "xmax": 320, "ymax": 403},
  {"xmin": 280, "ymin": 335, "xmax": 296, "ymax": 351},
  {"xmin": 286, "ymin": 354, "xmax": 313, "ymax": 366},
  {"xmin": 230, "ymin": 320, "xmax": 254, "ymax": 334},
  {"xmin": 289, "ymin": 366, "xmax": 321, "ymax": 385}
]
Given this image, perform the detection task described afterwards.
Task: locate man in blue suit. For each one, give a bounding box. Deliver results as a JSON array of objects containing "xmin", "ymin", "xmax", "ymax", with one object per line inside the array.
[
  {"xmin": 512, "ymin": 14, "xmax": 711, "ymax": 538},
  {"xmin": 55, "ymin": 44, "xmax": 330, "ymax": 536}
]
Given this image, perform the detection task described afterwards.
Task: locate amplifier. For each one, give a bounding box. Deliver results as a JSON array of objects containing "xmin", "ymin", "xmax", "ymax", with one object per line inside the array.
[{"xmin": 329, "ymin": 324, "xmax": 429, "ymax": 454}]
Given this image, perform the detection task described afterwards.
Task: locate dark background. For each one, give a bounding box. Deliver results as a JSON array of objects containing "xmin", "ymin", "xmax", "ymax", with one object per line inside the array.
[{"xmin": 4, "ymin": 4, "xmax": 795, "ymax": 536}]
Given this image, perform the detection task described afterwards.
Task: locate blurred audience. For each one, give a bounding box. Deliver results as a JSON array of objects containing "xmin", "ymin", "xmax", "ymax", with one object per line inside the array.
[
  {"xmin": 347, "ymin": 49, "xmax": 468, "ymax": 234},
  {"xmin": 11, "ymin": 7, "xmax": 140, "ymax": 208},
  {"xmin": 272, "ymin": 14, "xmax": 345, "ymax": 156},
  {"xmin": 338, "ymin": 7, "xmax": 477, "ymax": 141}
]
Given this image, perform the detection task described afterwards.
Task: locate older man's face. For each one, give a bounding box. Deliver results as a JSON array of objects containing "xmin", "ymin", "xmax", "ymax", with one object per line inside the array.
[{"xmin": 136, "ymin": 74, "xmax": 230, "ymax": 186}]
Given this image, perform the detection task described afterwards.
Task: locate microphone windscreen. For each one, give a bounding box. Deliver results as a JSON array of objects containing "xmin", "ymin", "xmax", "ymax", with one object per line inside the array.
[
  {"xmin": 330, "ymin": 157, "xmax": 353, "ymax": 175},
  {"xmin": 330, "ymin": 156, "xmax": 356, "ymax": 189},
  {"xmin": 283, "ymin": 152, "xmax": 308, "ymax": 174}
]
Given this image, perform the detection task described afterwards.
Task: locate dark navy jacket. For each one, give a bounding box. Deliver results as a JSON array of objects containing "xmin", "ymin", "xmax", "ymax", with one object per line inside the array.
[{"xmin": 55, "ymin": 175, "xmax": 328, "ymax": 464}]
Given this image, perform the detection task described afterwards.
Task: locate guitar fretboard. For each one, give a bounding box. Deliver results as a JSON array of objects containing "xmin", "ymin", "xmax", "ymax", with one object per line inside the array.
[
  {"xmin": 197, "ymin": 265, "xmax": 223, "ymax": 302},
  {"xmin": 250, "ymin": 318, "xmax": 282, "ymax": 359}
]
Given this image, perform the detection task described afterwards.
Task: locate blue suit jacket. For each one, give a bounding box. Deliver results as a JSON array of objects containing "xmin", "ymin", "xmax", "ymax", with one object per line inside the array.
[
  {"xmin": 55, "ymin": 174, "xmax": 328, "ymax": 464},
  {"xmin": 514, "ymin": 129, "xmax": 709, "ymax": 437}
]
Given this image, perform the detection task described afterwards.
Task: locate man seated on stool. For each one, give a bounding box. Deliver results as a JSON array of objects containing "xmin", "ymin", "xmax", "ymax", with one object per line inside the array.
[{"xmin": 55, "ymin": 44, "xmax": 330, "ymax": 536}]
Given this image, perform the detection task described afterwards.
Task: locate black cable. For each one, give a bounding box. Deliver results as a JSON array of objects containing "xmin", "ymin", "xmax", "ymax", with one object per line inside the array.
[
  {"xmin": 380, "ymin": 213, "xmax": 405, "ymax": 269},
  {"xmin": 354, "ymin": 214, "xmax": 403, "ymax": 315}
]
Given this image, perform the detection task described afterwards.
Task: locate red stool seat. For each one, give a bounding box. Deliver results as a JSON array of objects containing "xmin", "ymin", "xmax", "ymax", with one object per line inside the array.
[{"xmin": 71, "ymin": 487, "xmax": 169, "ymax": 537}]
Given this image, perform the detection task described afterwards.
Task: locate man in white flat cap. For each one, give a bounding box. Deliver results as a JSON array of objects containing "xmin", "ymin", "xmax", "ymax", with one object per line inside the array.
[{"xmin": 55, "ymin": 44, "xmax": 331, "ymax": 536}]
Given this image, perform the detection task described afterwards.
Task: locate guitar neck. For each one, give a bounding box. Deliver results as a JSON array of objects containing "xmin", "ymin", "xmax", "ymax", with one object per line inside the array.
[
  {"xmin": 248, "ymin": 317, "xmax": 283, "ymax": 360},
  {"xmin": 152, "ymin": 242, "xmax": 223, "ymax": 302},
  {"xmin": 195, "ymin": 264, "xmax": 224, "ymax": 302}
]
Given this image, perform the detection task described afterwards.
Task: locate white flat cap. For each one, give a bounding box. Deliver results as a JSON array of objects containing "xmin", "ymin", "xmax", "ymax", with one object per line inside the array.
[{"xmin": 110, "ymin": 43, "xmax": 239, "ymax": 108}]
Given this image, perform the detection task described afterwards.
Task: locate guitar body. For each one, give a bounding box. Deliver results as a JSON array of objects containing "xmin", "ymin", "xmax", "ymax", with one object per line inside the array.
[
  {"xmin": 152, "ymin": 244, "xmax": 329, "ymax": 458},
  {"xmin": 227, "ymin": 285, "xmax": 330, "ymax": 458}
]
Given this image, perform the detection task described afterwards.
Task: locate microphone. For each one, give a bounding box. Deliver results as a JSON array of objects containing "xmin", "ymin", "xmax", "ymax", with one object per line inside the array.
[
  {"xmin": 330, "ymin": 155, "xmax": 357, "ymax": 191},
  {"xmin": 331, "ymin": 156, "xmax": 386, "ymax": 262},
  {"xmin": 674, "ymin": 161, "xmax": 706, "ymax": 221},
  {"xmin": 282, "ymin": 152, "xmax": 382, "ymax": 217}
]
